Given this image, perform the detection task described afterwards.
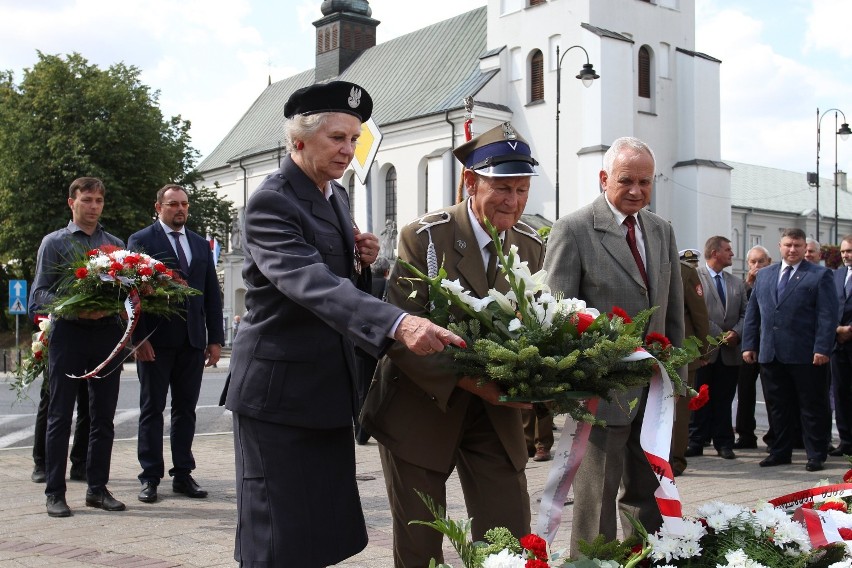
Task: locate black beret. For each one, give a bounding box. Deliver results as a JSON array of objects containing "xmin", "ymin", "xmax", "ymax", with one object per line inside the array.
[{"xmin": 283, "ymin": 81, "xmax": 373, "ymax": 122}]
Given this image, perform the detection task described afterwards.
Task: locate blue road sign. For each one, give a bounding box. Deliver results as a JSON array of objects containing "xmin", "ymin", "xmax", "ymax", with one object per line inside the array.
[{"xmin": 9, "ymin": 280, "xmax": 27, "ymax": 315}]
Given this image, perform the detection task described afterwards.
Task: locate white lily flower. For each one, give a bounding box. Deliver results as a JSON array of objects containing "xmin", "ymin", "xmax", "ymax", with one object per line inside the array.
[
  {"xmin": 508, "ymin": 318, "xmax": 523, "ymax": 331},
  {"xmin": 489, "ymin": 289, "xmax": 516, "ymax": 315}
]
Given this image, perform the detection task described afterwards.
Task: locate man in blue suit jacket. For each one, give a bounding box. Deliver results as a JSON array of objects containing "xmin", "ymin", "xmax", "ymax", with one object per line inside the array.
[
  {"xmin": 127, "ymin": 184, "xmax": 225, "ymax": 503},
  {"xmin": 831, "ymin": 235, "xmax": 852, "ymax": 456},
  {"xmin": 742, "ymin": 227, "xmax": 838, "ymax": 471}
]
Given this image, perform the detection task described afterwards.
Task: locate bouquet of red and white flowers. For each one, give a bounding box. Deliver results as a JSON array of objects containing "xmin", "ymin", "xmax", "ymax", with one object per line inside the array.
[
  {"xmin": 395, "ymin": 221, "xmax": 703, "ymax": 423},
  {"xmin": 10, "ymin": 316, "xmax": 52, "ymax": 401},
  {"xmin": 47, "ymin": 245, "xmax": 199, "ymax": 318}
]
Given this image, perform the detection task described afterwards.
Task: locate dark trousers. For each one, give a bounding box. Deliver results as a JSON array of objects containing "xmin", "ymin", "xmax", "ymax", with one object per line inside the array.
[
  {"xmin": 761, "ymin": 361, "xmax": 831, "ymax": 461},
  {"xmin": 45, "ymin": 318, "xmax": 122, "ymax": 496},
  {"xmin": 34, "ymin": 379, "xmax": 89, "ymax": 470},
  {"xmin": 832, "ymin": 348, "xmax": 852, "ymax": 448},
  {"xmin": 354, "ymin": 349, "xmax": 377, "ymax": 444},
  {"xmin": 136, "ymin": 339, "xmax": 204, "ymax": 483},
  {"xmin": 735, "ymin": 361, "xmax": 759, "ymax": 442},
  {"xmin": 689, "ymin": 358, "xmax": 738, "ymax": 450}
]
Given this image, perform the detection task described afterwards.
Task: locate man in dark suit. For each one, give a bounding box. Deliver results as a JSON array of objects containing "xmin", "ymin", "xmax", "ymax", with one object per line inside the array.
[
  {"xmin": 830, "ymin": 235, "xmax": 852, "ymax": 456},
  {"xmin": 688, "ymin": 236, "xmax": 747, "ymax": 459},
  {"xmin": 742, "ymin": 227, "xmax": 838, "ymax": 471},
  {"xmin": 544, "ymin": 137, "xmax": 684, "ymax": 554},
  {"xmin": 362, "ymin": 122, "xmax": 544, "ymax": 567},
  {"xmin": 128, "ymin": 184, "xmax": 225, "ymax": 503}
]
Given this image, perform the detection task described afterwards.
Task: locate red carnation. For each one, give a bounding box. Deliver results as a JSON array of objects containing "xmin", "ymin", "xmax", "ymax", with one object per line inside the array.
[
  {"xmin": 818, "ymin": 501, "xmax": 848, "ymax": 513},
  {"xmin": 645, "ymin": 332, "xmax": 672, "ymax": 350},
  {"xmin": 87, "ymin": 249, "xmax": 99, "ymax": 257},
  {"xmin": 572, "ymin": 312, "xmax": 595, "ymax": 335},
  {"xmin": 98, "ymin": 245, "xmax": 121, "ymax": 254},
  {"xmin": 839, "ymin": 527, "xmax": 852, "ymax": 540},
  {"xmin": 154, "ymin": 262, "xmax": 168, "ymax": 273},
  {"xmin": 123, "ymin": 254, "xmax": 140, "ymax": 266},
  {"xmin": 137, "ymin": 266, "xmax": 153, "ymax": 277},
  {"xmin": 110, "ymin": 261, "xmax": 123, "ymax": 271},
  {"xmin": 34, "ymin": 351, "xmax": 43, "ymax": 360},
  {"xmin": 525, "ymin": 560, "xmax": 549, "ymax": 568},
  {"xmin": 688, "ymin": 384, "xmax": 710, "ymax": 411},
  {"xmin": 520, "ymin": 534, "xmax": 548, "ymax": 560},
  {"xmin": 608, "ymin": 306, "xmax": 632, "ymax": 323},
  {"xmin": 75, "ymin": 267, "xmax": 89, "ymax": 279},
  {"xmin": 844, "ymin": 469, "xmax": 852, "ymax": 483}
]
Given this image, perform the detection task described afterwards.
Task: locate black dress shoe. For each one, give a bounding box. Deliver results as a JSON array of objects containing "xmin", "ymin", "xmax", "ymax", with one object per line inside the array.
[
  {"xmin": 684, "ymin": 446, "xmax": 703, "ymax": 457},
  {"xmin": 31, "ymin": 465, "xmax": 46, "ymax": 484},
  {"xmin": 46, "ymin": 494, "xmax": 71, "ymax": 517},
  {"xmin": 829, "ymin": 446, "xmax": 852, "ymax": 457},
  {"xmin": 733, "ymin": 438, "xmax": 758, "ymax": 449},
  {"xmin": 69, "ymin": 465, "xmax": 86, "ymax": 482},
  {"xmin": 717, "ymin": 447, "xmax": 737, "ymax": 460},
  {"xmin": 138, "ymin": 482, "xmax": 158, "ymax": 503},
  {"xmin": 85, "ymin": 487, "xmax": 126, "ymax": 511},
  {"xmin": 759, "ymin": 455, "xmax": 792, "ymax": 467},
  {"xmin": 173, "ymin": 475, "xmax": 208, "ymax": 498},
  {"xmin": 806, "ymin": 459, "xmax": 825, "ymax": 472}
]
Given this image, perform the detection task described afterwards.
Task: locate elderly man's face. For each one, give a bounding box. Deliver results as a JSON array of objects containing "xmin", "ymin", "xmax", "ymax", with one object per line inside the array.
[
  {"xmin": 600, "ymin": 149, "xmax": 655, "ymax": 216},
  {"xmin": 466, "ymin": 171, "xmax": 530, "ymax": 233},
  {"xmin": 805, "ymin": 242, "xmax": 821, "ymax": 263},
  {"xmin": 747, "ymin": 249, "xmax": 771, "ymax": 271},
  {"xmin": 841, "ymin": 240, "xmax": 852, "ymax": 267}
]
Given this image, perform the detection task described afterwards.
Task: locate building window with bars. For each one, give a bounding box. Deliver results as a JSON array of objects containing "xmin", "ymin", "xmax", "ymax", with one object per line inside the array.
[
  {"xmin": 530, "ymin": 50, "xmax": 544, "ymax": 102},
  {"xmin": 385, "ymin": 167, "xmax": 397, "ymax": 226},
  {"xmin": 638, "ymin": 46, "xmax": 651, "ymax": 98}
]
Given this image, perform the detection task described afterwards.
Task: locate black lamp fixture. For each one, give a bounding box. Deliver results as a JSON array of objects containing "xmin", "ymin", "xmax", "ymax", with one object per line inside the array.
[
  {"xmin": 555, "ymin": 44, "xmax": 599, "ymax": 220},
  {"xmin": 816, "ymin": 107, "xmax": 851, "ymax": 242}
]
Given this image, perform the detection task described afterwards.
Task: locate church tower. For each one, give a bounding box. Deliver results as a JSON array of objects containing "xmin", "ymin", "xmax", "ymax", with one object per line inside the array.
[{"xmin": 314, "ymin": 0, "xmax": 380, "ymax": 82}]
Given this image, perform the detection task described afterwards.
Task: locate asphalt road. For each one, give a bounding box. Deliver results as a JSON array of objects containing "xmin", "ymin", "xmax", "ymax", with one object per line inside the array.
[{"xmin": 0, "ymin": 361, "xmax": 232, "ymax": 451}]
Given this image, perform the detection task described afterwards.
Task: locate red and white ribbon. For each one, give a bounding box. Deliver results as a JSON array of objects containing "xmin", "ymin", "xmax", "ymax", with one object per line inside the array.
[
  {"xmin": 770, "ymin": 484, "xmax": 852, "ymax": 548},
  {"xmin": 537, "ymin": 350, "xmax": 684, "ymax": 543},
  {"xmin": 770, "ymin": 484, "xmax": 852, "ymax": 511},
  {"xmin": 67, "ymin": 289, "xmax": 141, "ymax": 379}
]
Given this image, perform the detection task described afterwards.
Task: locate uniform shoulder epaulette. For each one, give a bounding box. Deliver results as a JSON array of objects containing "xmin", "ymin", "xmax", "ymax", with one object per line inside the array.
[
  {"xmin": 510, "ymin": 221, "xmax": 542, "ymax": 243},
  {"xmin": 412, "ymin": 211, "xmax": 452, "ymax": 234}
]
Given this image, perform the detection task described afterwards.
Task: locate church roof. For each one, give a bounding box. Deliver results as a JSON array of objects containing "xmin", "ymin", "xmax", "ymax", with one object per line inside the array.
[
  {"xmin": 199, "ymin": 6, "xmax": 500, "ymax": 171},
  {"xmin": 729, "ymin": 160, "xmax": 852, "ymax": 220}
]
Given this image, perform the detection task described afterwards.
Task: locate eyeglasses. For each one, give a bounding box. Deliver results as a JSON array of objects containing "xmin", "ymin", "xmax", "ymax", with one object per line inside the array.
[{"xmin": 162, "ymin": 201, "xmax": 190, "ymax": 208}]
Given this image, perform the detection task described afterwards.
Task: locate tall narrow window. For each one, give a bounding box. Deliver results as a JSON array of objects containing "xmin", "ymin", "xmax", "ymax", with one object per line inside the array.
[
  {"xmin": 530, "ymin": 50, "xmax": 544, "ymax": 102},
  {"xmin": 385, "ymin": 167, "xmax": 397, "ymax": 226},
  {"xmin": 638, "ymin": 46, "xmax": 651, "ymax": 98},
  {"xmin": 529, "ymin": 0, "xmax": 546, "ymax": 5},
  {"xmin": 347, "ymin": 176, "xmax": 355, "ymax": 216}
]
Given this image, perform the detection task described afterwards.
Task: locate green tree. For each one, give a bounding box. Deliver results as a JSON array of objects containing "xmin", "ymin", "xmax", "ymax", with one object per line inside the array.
[
  {"xmin": 0, "ymin": 52, "xmax": 230, "ymax": 281},
  {"xmin": 185, "ymin": 182, "xmax": 236, "ymax": 247}
]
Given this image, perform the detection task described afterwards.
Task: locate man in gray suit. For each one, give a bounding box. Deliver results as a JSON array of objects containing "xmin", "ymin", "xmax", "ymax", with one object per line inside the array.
[
  {"xmin": 545, "ymin": 137, "xmax": 684, "ymax": 553},
  {"xmin": 686, "ymin": 236, "xmax": 747, "ymax": 459}
]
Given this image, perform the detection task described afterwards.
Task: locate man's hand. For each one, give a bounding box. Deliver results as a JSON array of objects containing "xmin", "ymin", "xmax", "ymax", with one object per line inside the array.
[
  {"xmin": 723, "ymin": 330, "xmax": 739, "ymax": 346},
  {"xmin": 742, "ymin": 350, "xmax": 757, "ymax": 364},
  {"xmin": 394, "ymin": 314, "xmax": 466, "ymax": 356},
  {"xmin": 746, "ymin": 266, "xmax": 759, "ymax": 286},
  {"xmin": 134, "ymin": 340, "xmax": 155, "ymax": 362},
  {"xmin": 457, "ymin": 376, "xmax": 532, "ymax": 409},
  {"xmin": 354, "ymin": 229, "xmax": 380, "ymax": 266},
  {"xmin": 205, "ymin": 343, "xmax": 222, "ymax": 367},
  {"xmin": 838, "ymin": 325, "xmax": 852, "ymax": 344},
  {"xmin": 814, "ymin": 353, "xmax": 829, "ymax": 366}
]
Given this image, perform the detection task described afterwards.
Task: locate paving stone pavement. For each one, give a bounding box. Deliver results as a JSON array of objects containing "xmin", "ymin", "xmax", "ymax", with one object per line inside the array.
[{"xmin": 2, "ymin": 415, "xmax": 850, "ymax": 567}]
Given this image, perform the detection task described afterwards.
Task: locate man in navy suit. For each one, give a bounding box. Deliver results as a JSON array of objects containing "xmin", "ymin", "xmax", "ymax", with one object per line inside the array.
[
  {"xmin": 128, "ymin": 184, "xmax": 225, "ymax": 503},
  {"xmin": 831, "ymin": 235, "xmax": 852, "ymax": 457},
  {"xmin": 742, "ymin": 227, "xmax": 838, "ymax": 471}
]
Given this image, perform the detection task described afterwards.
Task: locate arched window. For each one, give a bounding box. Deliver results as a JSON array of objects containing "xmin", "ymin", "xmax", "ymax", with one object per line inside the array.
[
  {"xmin": 638, "ymin": 46, "xmax": 651, "ymax": 98},
  {"xmin": 385, "ymin": 167, "xmax": 397, "ymax": 226},
  {"xmin": 347, "ymin": 176, "xmax": 355, "ymax": 216},
  {"xmin": 530, "ymin": 50, "xmax": 544, "ymax": 102}
]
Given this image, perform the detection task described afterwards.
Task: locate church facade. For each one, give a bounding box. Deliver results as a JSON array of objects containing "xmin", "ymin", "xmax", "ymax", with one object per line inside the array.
[{"xmin": 196, "ymin": 0, "xmax": 728, "ymax": 336}]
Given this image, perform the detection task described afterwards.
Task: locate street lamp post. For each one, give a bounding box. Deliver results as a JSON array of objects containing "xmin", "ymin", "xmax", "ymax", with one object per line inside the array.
[
  {"xmin": 555, "ymin": 44, "xmax": 599, "ymax": 220},
  {"xmin": 815, "ymin": 107, "xmax": 851, "ymax": 242}
]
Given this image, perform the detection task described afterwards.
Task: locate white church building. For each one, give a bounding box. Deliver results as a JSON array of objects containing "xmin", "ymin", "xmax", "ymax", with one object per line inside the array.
[{"xmin": 197, "ymin": 0, "xmax": 730, "ymax": 337}]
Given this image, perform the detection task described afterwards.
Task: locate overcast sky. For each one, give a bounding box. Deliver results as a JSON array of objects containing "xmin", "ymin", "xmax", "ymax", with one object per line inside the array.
[{"xmin": 2, "ymin": 0, "xmax": 852, "ymax": 176}]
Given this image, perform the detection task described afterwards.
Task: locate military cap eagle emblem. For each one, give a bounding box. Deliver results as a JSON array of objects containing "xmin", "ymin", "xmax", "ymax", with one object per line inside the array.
[{"xmin": 348, "ymin": 86, "xmax": 362, "ymax": 109}]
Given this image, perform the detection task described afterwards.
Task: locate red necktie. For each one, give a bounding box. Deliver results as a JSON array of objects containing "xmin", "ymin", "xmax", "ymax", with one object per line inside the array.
[{"xmin": 623, "ymin": 216, "xmax": 649, "ymax": 289}]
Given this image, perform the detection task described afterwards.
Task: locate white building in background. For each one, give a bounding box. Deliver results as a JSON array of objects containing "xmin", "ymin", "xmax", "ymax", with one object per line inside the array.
[{"xmin": 197, "ymin": 0, "xmax": 728, "ymax": 334}]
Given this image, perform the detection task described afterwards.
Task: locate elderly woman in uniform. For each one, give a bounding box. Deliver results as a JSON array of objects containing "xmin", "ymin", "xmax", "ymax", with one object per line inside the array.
[{"xmin": 223, "ymin": 81, "xmax": 463, "ymax": 568}]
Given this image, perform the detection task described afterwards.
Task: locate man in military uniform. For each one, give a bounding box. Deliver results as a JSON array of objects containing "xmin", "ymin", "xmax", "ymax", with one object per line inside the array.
[
  {"xmin": 361, "ymin": 122, "xmax": 544, "ymax": 568},
  {"xmin": 670, "ymin": 249, "xmax": 710, "ymax": 476}
]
